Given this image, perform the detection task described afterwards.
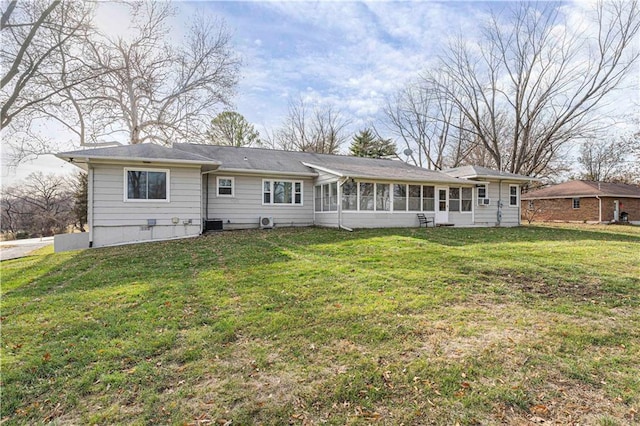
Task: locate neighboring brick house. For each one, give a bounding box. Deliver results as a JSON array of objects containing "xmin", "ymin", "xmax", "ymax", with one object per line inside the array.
[{"xmin": 521, "ymin": 180, "xmax": 640, "ymax": 224}]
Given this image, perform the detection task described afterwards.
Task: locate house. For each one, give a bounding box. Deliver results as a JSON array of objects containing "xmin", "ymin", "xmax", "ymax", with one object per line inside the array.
[
  {"xmin": 521, "ymin": 180, "xmax": 640, "ymax": 224},
  {"xmin": 54, "ymin": 144, "xmax": 536, "ymax": 250}
]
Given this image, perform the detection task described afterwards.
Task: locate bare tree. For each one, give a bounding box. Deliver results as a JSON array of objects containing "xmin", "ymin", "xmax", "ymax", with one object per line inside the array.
[
  {"xmin": 382, "ymin": 78, "xmax": 480, "ymax": 170},
  {"xmin": 83, "ymin": 2, "xmax": 240, "ymax": 146},
  {"xmin": 1, "ymin": 1, "xmax": 97, "ymax": 161},
  {"xmin": 421, "ymin": 0, "xmax": 640, "ymax": 177},
  {"xmin": 275, "ymin": 97, "xmax": 351, "ymax": 154},
  {"xmin": 206, "ymin": 111, "xmax": 260, "ymax": 146},
  {"xmin": 0, "ymin": 172, "xmax": 73, "ymax": 237},
  {"xmin": 1, "ymin": 0, "xmax": 94, "ymax": 129},
  {"xmin": 2, "ymin": 1, "xmax": 241, "ymax": 163}
]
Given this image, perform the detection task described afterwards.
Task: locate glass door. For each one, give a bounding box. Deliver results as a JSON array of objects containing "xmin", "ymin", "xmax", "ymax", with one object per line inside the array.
[{"xmin": 435, "ymin": 187, "xmax": 449, "ymax": 224}]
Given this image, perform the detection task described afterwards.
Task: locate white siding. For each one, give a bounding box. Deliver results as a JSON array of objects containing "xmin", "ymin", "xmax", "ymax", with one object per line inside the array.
[
  {"xmin": 472, "ymin": 181, "xmax": 520, "ymax": 227},
  {"xmin": 91, "ymin": 164, "xmax": 202, "ymax": 247},
  {"xmin": 206, "ymin": 174, "xmax": 315, "ymax": 229},
  {"xmin": 341, "ymin": 212, "xmax": 434, "ymax": 229}
]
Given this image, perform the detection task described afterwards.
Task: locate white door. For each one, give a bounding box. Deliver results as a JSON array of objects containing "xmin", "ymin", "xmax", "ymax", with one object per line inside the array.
[{"xmin": 435, "ymin": 187, "xmax": 448, "ymax": 224}]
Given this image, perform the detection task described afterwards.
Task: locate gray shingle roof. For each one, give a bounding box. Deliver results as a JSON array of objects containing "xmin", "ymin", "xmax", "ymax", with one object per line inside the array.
[
  {"xmin": 57, "ymin": 144, "xmax": 220, "ymax": 166},
  {"xmin": 57, "ymin": 143, "xmax": 474, "ymax": 185},
  {"xmin": 175, "ymin": 144, "xmax": 470, "ymax": 184},
  {"xmin": 444, "ymin": 165, "xmax": 535, "ymax": 181},
  {"xmin": 522, "ymin": 180, "xmax": 640, "ymax": 199}
]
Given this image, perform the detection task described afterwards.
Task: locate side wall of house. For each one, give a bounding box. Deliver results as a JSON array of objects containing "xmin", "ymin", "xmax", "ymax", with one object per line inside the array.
[
  {"xmin": 91, "ymin": 163, "xmax": 202, "ymax": 247},
  {"xmin": 206, "ymin": 174, "xmax": 315, "ymax": 229},
  {"xmin": 524, "ymin": 197, "xmax": 640, "ymax": 223},
  {"xmin": 472, "ymin": 181, "xmax": 521, "ymax": 227}
]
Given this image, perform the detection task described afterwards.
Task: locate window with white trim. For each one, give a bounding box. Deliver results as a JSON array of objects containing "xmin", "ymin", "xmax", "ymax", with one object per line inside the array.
[
  {"xmin": 217, "ymin": 177, "xmax": 234, "ymax": 197},
  {"xmin": 572, "ymin": 198, "xmax": 580, "ymax": 209},
  {"xmin": 393, "ymin": 184, "xmax": 407, "ymax": 211},
  {"xmin": 509, "ymin": 185, "xmax": 519, "ymax": 207},
  {"xmin": 477, "ymin": 184, "xmax": 487, "ymax": 199},
  {"xmin": 408, "ymin": 185, "xmax": 421, "ymax": 211},
  {"xmin": 360, "ymin": 182, "xmax": 374, "ymax": 211},
  {"xmin": 461, "ymin": 187, "xmax": 473, "ymax": 212},
  {"xmin": 342, "ymin": 181, "xmax": 357, "ymax": 211},
  {"xmin": 449, "ymin": 187, "xmax": 460, "ymax": 211},
  {"xmin": 263, "ymin": 180, "xmax": 302, "ymax": 205},
  {"xmin": 125, "ymin": 168, "xmax": 168, "ymax": 201},
  {"xmin": 422, "ymin": 186, "xmax": 435, "ymax": 211},
  {"xmin": 376, "ymin": 183, "xmax": 390, "ymax": 211},
  {"xmin": 314, "ymin": 185, "xmax": 322, "ymax": 212}
]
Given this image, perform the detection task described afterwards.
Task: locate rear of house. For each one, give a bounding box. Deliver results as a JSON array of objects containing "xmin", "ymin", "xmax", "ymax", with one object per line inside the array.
[
  {"xmin": 521, "ymin": 180, "xmax": 640, "ymax": 224},
  {"xmin": 55, "ymin": 144, "xmax": 535, "ymax": 250}
]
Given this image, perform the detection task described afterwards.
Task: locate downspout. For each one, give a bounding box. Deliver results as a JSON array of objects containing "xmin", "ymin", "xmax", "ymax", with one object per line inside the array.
[
  {"xmin": 497, "ymin": 180, "xmax": 503, "ymax": 226},
  {"xmin": 200, "ymin": 171, "xmax": 211, "ymax": 233},
  {"xmin": 595, "ymin": 196, "xmax": 602, "ymax": 223},
  {"xmin": 338, "ymin": 177, "xmax": 353, "ymax": 232},
  {"xmin": 88, "ymin": 164, "xmax": 94, "ymax": 247}
]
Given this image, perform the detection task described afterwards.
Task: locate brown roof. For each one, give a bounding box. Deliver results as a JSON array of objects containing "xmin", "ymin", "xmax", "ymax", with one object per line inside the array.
[{"xmin": 522, "ymin": 180, "xmax": 640, "ymax": 199}]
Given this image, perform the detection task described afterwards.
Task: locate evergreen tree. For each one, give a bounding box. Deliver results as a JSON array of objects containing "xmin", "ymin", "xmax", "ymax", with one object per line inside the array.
[{"xmin": 349, "ymin": 129, "xmax": 397, "ymax": 158}]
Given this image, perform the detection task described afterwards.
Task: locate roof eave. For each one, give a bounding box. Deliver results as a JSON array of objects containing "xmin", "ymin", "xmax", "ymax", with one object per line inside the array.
[{"xmin": 55, "ymin": 153, "xmax": 221, "ymax": 168}]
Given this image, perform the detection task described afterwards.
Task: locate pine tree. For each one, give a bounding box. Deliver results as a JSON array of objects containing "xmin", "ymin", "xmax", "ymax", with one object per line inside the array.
[{"xmin": 349, "ymin": 129, "xmax": 397, "ymax": 158}]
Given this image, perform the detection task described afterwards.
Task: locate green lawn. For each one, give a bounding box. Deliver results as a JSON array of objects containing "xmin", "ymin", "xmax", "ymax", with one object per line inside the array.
[{"xmin": 1, "ymin": 224, "xmax": 639, "ymax": 425}]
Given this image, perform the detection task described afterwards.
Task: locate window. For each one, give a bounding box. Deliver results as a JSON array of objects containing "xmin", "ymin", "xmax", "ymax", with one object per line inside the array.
[
  {"xmin": 376, "ymin": 183, "xmax": 390, "ymax": 211},
  {"xmin": 572, "ymin": 198, "xmax": 580, "ymax": 209},
  {"xmin": 461, "ymin": 187, "xmax": 472, "ymax": 212},
  {"xmin": 422, "ymin": 186, "xmax": 435, "ymax": 211},
  {"xmin": 477, "ymin": 184, "xmax": 487, "ymax": 200},
  {"xmin": 263, "ymin": 180, "xmax": 303, "ymax": 205},
  {"xmin": 393, "ymin": 184, "xmax": 407, "ymax": 211},
  {"xmin": 217, "ymin": 177, "xmax": 234, "ymax": 197},
  {"xmin": 449, "ymin": 187, "xmax": 460, "ymax": 212},
  {"xmin": 342, "ymin": 181, "xmax": 357, "ymax": 211},
  {"xmin": 408, "ymin": 185, "xmax": 421, "ymax": 211},
  {"xmin": 509, "ymin": 185, "xmax": 519, "ymax": 207},
  {"xmin": 360, "ymin": 182, "xmax": 374, "ymax": 211},
  {"xmin": 477, "ymin": 184, "xmax": 487, "ymax": 206},
  {"xmin": 263, "ymin": 181, "xmax": 271, "ymax": 204},
  {"xmin": 528, "ymin": 200, "xmax": 535, "ymax": 210},
  {"xmin": 330, "ymin": 182, "xmax": 337, "ymax": 210},
  {"xmin": 317, "ymin": 182, "xmax": 337, "ymax": 212},
  {"xmin": 322, "ymin": 184, "xmax": 330, "ymax": 211},
  {"xmin": 314, "ymin": 186, "xmax": 322, "ymax": 212},
  {"xmin": 125, "ymin": 169, "xmax": 168, "ymax": 201}
]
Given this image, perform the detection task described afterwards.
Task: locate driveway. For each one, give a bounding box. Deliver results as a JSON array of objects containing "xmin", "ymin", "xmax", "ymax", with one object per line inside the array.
[{"xmin": 0, "ymin": 237, "xmax": 54, "ymax": 261}]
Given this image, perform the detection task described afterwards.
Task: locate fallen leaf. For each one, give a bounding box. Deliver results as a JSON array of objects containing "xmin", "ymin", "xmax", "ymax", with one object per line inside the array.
[
  {"xmin": 530, "ymin": 404, "xmax": 550, "ymax": 416},
  {"xmin": 43, "ymin": 352, "xmax": 51, "ymax": 362}
]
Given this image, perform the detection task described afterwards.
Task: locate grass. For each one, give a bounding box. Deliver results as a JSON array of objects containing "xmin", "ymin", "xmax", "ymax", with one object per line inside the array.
[{"xmin": 1, "ymin": 223, "xmax": 639, "ymax": 425}]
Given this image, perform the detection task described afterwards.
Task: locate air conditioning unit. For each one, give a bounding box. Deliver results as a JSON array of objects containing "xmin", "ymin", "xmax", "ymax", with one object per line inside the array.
[
  {"xmin": 260, "ymin": 216, "xmax": 274, "ymax": 229},
  {"xmin": 478, "ymin": 198, "xmax": 491, "ymax": 206}
]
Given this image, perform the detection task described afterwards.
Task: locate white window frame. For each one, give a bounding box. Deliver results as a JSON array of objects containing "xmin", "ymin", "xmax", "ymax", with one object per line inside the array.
[
  {"xmin": 460, "ymin": 187, "xmax": 473, "ymax": 213},
  {"xmin": 509, "ymin": 185, "xmax": 519, "ymax": 207},
  {"xmin": 216, "ymin": 176, "xmax": 234, "ymax": 197},
  {"xmin": 477, "ymin": 183, "xmax": 488, "ymax": 204},
  {"xmin": 572, "ymin": 197, "xmax": 580, "ymax": 209},
  {"xmin": 123, "ymin": 167, "xmax": 170, "ymax": 203},
  {"xmin": 262, "ymin": 179, "xmax": 304, "ymax": 206}
]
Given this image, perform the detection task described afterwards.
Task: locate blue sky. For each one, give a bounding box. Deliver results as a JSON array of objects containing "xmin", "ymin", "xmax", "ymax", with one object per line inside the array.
[
  {"xmin": 207, "ymin": 1, "xmax": 490, "ymax": 132},
  {"xmin": 2, "ymin": 0, "xmax": 635, "ymax": 184}
]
